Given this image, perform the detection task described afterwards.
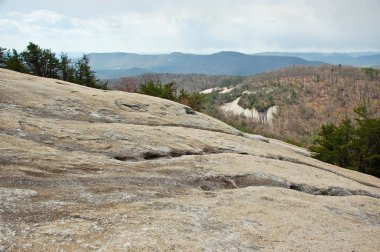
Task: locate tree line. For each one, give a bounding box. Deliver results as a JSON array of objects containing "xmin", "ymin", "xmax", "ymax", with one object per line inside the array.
[
  {"xmin": 0, "ymin": 42, "xmax": 107, "ymax": 89},
  {"xmin": 310, "ymin": 105, "xmax": 380, "ymax": 178}
]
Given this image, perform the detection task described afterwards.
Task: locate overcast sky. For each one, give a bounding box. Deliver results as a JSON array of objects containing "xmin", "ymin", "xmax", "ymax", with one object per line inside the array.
[{"xmin": 1, "ymin": 0, "xmax": 379, "ymax": 54}]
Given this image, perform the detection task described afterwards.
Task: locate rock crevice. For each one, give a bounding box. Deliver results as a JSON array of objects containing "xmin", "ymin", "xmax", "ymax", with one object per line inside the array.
[{"xmin": 193, "ymin": 174, "xmax": 380, "ymax": 198}]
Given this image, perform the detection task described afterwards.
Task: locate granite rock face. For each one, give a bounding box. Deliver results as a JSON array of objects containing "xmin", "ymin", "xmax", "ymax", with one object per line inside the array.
[{"xmin": 0, "ymin": 69, "xmax": 380, "ymax": 251}]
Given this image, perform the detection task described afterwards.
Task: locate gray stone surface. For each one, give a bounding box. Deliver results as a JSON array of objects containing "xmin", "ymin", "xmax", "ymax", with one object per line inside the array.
[{"xmin": 0, "ymin": 69, "xmax": 380, "ymax": 251}]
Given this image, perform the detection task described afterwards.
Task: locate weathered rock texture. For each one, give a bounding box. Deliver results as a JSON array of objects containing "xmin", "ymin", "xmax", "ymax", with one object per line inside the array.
[
  {"xmin": 1, "ymin": 69, "xmax": 380, "ymax": 251},
  {"xmin": 219, "ymin": 97, "xmax": 278, "ymax": 126}
]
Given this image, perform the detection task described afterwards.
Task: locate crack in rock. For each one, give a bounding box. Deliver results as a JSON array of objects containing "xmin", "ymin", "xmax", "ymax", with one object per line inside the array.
[
  {"xmin": 113, "ymin": 148, "xmax": 247, "ymax": 162},
  {"xmin": 263, "ymin": 154, "xmax": 380, "ymax": 189},
  {"xmin": 192, "ymin": 173, "xmax": 380, "ymax": 199},
  {"xmin": 289, "ymin": 184, "xmax": 380, "ymax": 198},
  {"xmin": 184, "ymin": 107, "xmax": 196, "ymax": 115},
  {"xmin": 115, "ymin": 99, "xmax": 149, "ymax": 112},
  {"xmin": 113, "ymin": 150, "xmax": 203, "ymax": 162}
]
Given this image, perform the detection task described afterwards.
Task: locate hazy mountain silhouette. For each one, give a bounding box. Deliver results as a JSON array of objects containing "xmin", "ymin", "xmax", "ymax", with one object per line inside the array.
[
  {"xmin": 256, "ymin": 52, "xmax": 380, "ymax": 67},
  {"xmin": 88, "ymin": 51, "xmax": 324, "ymax": 78}
]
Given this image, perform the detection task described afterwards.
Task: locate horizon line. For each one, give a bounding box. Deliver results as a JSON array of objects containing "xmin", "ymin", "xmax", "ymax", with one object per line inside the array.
[{"xmin": 64, "ymin": 50, "xmax": 380, "ymax": 56}]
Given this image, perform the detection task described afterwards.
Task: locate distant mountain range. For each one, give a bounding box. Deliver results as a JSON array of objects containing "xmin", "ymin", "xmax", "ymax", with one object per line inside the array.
[
  {"xmin": 255, "ymin": 52, "xmax": 380, "ymax": 67},
  {"xmin": 88, "ymin": 51, "xmax": 323, "ymax": 78},
  {"xmin": 88, "ymin": 51, "xmax": 380, "ymax": 79}
]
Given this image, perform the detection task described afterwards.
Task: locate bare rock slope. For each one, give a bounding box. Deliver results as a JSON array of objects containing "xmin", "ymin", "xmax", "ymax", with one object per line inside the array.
[{"xmin": 1, "ymin": 69, "xmax": 380, "ymax": 251}]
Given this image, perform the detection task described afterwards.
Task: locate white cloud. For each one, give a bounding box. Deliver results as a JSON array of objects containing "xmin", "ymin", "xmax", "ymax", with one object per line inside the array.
[
  {"xmin": 0, "ymin": 0, "xmax": 379, "ymax": 53},
  {"xmin": 9, "ymin": 9, "xmax": 64, "ymax": 24}
]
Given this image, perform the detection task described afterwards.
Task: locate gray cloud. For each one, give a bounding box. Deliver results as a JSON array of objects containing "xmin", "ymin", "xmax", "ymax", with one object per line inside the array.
[{"xmin": 0, "ymin": 0, "xmax": 379, "ymax": 53}]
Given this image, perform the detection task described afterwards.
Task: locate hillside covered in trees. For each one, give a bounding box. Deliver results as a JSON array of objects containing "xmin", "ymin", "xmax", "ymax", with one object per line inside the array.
[{"xmin": 231, "ymin": 65, "xmax": 380, "ymax": 146}]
